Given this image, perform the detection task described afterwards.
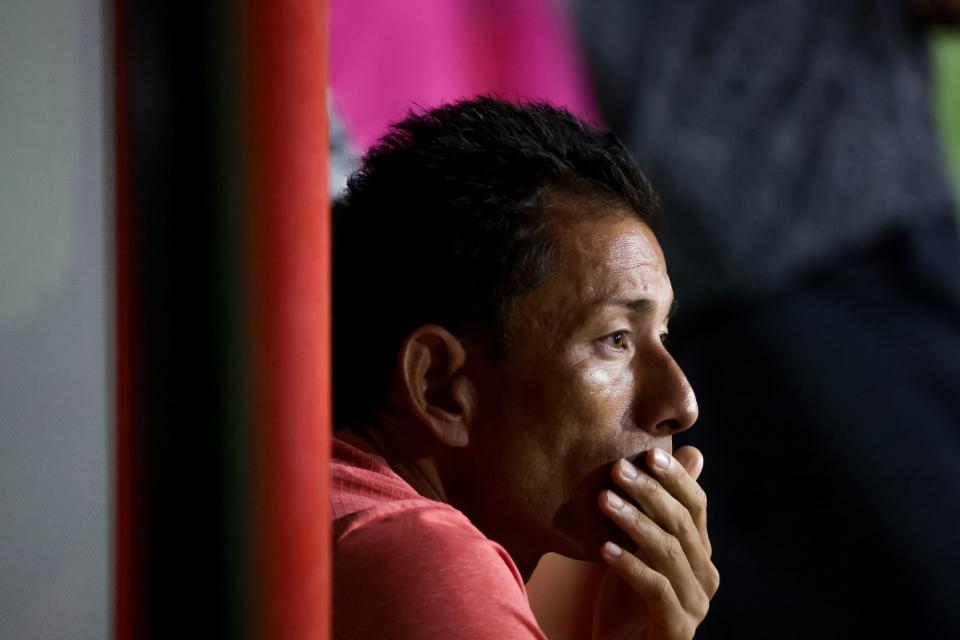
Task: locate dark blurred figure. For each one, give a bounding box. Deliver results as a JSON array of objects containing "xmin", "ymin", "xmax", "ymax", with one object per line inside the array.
[{"xmin": 573, "ymin": 1, "xmax": 960, "ymax": 637}]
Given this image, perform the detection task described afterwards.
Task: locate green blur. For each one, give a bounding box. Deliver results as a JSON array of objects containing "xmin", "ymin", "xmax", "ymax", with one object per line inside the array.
[{"xmin": 932, "ymin": 30, "xmax": 960, "ymax": 215}]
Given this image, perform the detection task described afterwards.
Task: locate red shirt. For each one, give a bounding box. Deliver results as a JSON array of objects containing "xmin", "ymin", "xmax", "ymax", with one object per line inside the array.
[{"xmin": 332, "ymin": 435, "xmax": 548, "ymax": 639}]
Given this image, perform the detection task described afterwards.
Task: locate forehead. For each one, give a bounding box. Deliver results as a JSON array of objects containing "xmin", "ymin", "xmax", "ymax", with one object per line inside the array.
[
  {"xmin": 545, "ymin": 206, "xmax": 669, "ymax": 302},
  {"xmin": 507, "ymin": 207, "xmax": 672, "ymax": 339}
]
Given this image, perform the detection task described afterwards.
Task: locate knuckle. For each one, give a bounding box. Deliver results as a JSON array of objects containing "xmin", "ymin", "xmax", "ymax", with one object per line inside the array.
[
  {"xmin": 675, "ymin": 619, "xmax": 697, "ymax": 640},
  {"xmin": 706, "ymin": 563, "xmax": 720, "ymax": 597},
  {"xmin": 629, "ymin": 506, "xmax": 649, "ymax": 532},
  {"xmin": 671, "ymin": 503, "xmax": 695, "ymax": 533},
  {"xmin": 689, "ymin": 593, "xmax": 710, "ymax": 621},
  {"xmin": 663, "ymin": 535, "xmax": 684, "ymax": 563},
  {"xmin": 641, "ymin": 476, "xmax": 661, "ymax": 497},
  {"xmin": 651, "ymin": 574, "xmax": 673, "ymax": 604},
  {"xmin": 692, "ymin": 486, "xmax": 707, "ymax": 515}
]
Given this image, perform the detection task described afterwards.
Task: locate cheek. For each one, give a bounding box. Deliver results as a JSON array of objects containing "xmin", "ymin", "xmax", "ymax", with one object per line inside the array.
[
  {"xmin": 544, "ymin": 361, "xmax": 635, "ymax": 482},
  {"xmin": 579, "ymin": 361, "xmax": 634, "ymax": 426},
  {"xmin": 488, "ymin": 357, "xmax": 635, "ymax": 486}
]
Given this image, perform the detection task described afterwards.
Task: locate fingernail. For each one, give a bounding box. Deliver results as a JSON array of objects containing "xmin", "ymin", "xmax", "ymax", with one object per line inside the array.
[
  {"xmin": 618, "ymin": 458, "xmax": 638, "ymax": 479},
  {"xmin": 603, "ymin": 541, "xmax": 622, "ymax": 558},
  {"xmin": 652, "ymin": 448, "xmax": 671, "ymax": 470},
  {"xmin": 606, "ymin": 490, "xmax": 625, "ymax": 510}
]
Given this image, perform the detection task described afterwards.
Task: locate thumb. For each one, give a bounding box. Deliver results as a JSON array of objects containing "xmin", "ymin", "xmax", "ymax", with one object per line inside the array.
[{"xmin": 673, "ymin": 445, "xmax": 704, "ymax": 481}]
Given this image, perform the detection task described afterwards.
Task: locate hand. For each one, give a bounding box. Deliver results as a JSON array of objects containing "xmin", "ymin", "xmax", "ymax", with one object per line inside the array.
[{"xmin": 592, "ymin": 447, "xmax": 718, "ymax": 640}]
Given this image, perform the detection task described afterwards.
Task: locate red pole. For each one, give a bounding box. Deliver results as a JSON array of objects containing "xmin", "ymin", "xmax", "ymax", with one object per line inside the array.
[
  {"xmin": 244, "ymin": 1, "xmax": 331, "ymax": 638},
  {"xmin": 115, "ymin": 0, "xmax": 331, "ymax": 635}
]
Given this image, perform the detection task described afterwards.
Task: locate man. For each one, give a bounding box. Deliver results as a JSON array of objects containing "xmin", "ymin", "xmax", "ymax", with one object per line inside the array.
[
  {"xmin": 573, "ymin": 2, "xmax": 960, "ymax": 637},
  {"xmin": 332, "ymin": 98, "xmax": 719, "ymax": 639}
]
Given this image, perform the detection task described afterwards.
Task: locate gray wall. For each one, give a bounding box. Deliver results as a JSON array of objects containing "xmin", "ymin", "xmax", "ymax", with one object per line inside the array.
[{"xmin": 0, "ymin": 0, "xmax": 111, "ymax": 637}]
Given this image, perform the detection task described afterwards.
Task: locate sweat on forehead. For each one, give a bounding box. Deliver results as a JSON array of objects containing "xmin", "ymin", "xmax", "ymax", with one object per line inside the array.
[
  {"xmin": 502, "ymin": 215, "xmax": 672, "ymax": 344},
  {"xmin": 539, "ymin": 195, "xmax": 662, "ymax": 272}
]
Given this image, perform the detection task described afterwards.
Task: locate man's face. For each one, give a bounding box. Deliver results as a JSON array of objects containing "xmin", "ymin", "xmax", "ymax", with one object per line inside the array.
[{"xmin": 445, "ymin": 207, "xmax": 698, "ymax": 566}]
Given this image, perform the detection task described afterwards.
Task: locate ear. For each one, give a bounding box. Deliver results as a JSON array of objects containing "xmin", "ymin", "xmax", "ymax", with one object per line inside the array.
[{"xmin": 395, "ymin": 325, "xmax": 475, "ymax": 448}]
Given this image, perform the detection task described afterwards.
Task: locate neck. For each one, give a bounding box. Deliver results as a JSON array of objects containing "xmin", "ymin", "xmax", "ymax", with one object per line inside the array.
[
  {"xmin": 351, "ymin": 412, "xmax": 448, "ymax": 504},
  {"xmin": 345, "ymin": 414, "xmax": 546, "ymax": 582}
]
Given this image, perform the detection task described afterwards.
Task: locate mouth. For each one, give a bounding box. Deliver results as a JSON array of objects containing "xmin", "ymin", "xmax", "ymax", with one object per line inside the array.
[
  {"xmin": 565, "ymin": 441, "xmax": 676, "ymax": 509},
  {"xmin": 551, "ymin": 445, "xmax": 675, "ymax": 559}
]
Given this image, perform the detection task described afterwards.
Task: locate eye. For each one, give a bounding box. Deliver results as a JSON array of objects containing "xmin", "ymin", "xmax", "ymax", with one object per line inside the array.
[
  {"xmin": 659, "ymin": 331, "xmax": 671, "ymax": 348},
  {"xmin": 601, "ymin": 330, "xmax": 633, "ymax": 352}
]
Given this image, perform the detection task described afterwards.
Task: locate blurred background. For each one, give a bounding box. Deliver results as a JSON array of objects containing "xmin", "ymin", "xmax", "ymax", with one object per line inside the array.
[
  {"xmin": 2, "ymin": 0, "xmax": 959, "ymax": 637},
  {"xmin": 1, "ymin": 1, "xmax": 111, "ymax": 637}
]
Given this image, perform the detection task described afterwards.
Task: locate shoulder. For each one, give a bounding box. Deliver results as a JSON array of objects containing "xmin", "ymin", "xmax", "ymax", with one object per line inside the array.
[{"xmin": 334, "ymin": 504, "xmax": 546, "ymax": 639}]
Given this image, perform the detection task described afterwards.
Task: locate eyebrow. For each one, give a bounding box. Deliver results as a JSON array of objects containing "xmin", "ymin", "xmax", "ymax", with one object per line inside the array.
[
  {"xmin": 607, "ymin": 298, "xmax": 679, "ymax": 322},
  {"xmin": 563, "ymin": 297, "xmax": 678, "ymax": 339}
]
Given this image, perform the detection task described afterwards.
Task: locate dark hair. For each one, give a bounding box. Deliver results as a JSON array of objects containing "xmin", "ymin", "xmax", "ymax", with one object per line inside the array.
[{"xmin": 333, "ymin": 96, "xmax": 660, "ymax": 426}]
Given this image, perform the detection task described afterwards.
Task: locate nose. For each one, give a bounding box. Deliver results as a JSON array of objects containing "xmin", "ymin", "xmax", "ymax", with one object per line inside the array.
[{"xmin": 634, "ymin": 345, "xmax": 699, "ymax": 437}]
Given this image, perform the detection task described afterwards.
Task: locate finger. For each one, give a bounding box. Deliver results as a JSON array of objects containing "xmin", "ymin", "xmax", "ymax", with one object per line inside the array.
[
  {"xmin": 599, "ymin": 489, "xmax": 708, "ymax": 609},
  {"xmin": 600, "ymin": 541, "xmax": 695, "ymax": 639},
  {"xmin": 673, "ymin": 445, "xmax": 703, "ymax": 481},
  {"xmin": 612, "ymin": 458, "xmax": 717, "ymax": 591},
  {"xmin": 643, "ymin": 449, "xmax": 710, "ymax": 553},
  {"xmin": 670, "ymin": 447, "xmax": 710, "ymax": 554},
  {"xmin": 614, "ymin": 455, "xmax": 708, "ymax": 549}
]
